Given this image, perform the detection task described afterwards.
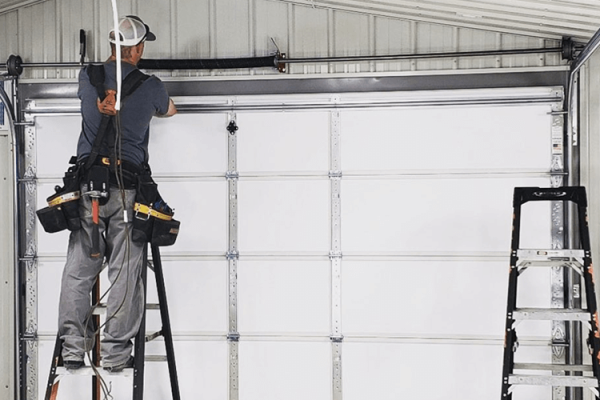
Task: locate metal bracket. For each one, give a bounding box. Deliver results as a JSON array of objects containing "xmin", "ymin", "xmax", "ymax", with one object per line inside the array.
[
  {"xmin": 329, "ymin": 251, "xmax": 342, "ymax": 259},
  {"xmin": 227, "ymin": 333, "xmax": 240, "ymax": 342},
  {"xmin": 226, "ymin": 251, "xmax": 239, "ymax": 260},
  {"xmin": 330, "ymin": 335, "xmax": 344, "ymax": 343},
  {"xmin": 328, "ymin": 171, "xmax": 342, "ymax": 179},
  {"xmin": 226, "ymin": 171, "xmax": 239, "ymax": 180},
  {"xmin": 21, "ymin": 333, "xmax": 37, "ymax": 341},
  {"xmin": 227, "ymin": 120, "xmax": 238, "ymax": 135}
]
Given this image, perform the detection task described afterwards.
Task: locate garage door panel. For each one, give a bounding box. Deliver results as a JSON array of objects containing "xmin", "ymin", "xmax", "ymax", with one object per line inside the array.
[
  {"xmin": 343, "ymin": 342, "xmax": 508, "ymax": 400},
  {"xmin": 35, "ymin": 115, "xmax": 80, "ymax": 177},
  {"xmin": 39, "ymin": 338, "xmax": 229, "ymax": 400},
  {"xmin": 145, "ymin": 260, "xmax": 228, "ymax": 333},
  {"xmin": 238, "ymin": 180, "xmax": 330, "ymax": 252},
  {"xmin": 343, "ymin": 260, "xmax": 551, "ymax": 337},
  {"xmin": 146, "ymin": 340, "xmax": 229, "ymax": 400},
  {"xmin": 342, "ymin": 177, "xmax": 551, "ymax": 253},
  {"xmin": 237, "ymin": 111, "xmax": 330, "ymax": 173},
  {"xmin": 156, "ymin": 181, "xmax": 228, "ymax": 253},
  {"xmin": 239, "ymin": 341, "xmax": 331, "ymax": 400},
  {"xmin": 341, "ymin": 105, "xmax": 552, "ymax": 171},
  {"xmin": 37, "ymin": 261, "xmax": 62, "ymax": 333},
  {"xmin": 149, "ymin": 113, "xmax": 229, "ymax": 175},
  {"xmin": 238, "ymin": 260, "xmax": 330, "ymax": 334}
]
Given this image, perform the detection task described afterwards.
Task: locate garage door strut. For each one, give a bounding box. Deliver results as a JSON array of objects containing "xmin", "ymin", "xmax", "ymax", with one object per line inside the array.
[
  {"xmin": 44, "ymin": 245, "xmax": 180, "ymax": 400},
  {"xmin": 501, "ymin": 187, "xmax": 600, "ymax": 398}
]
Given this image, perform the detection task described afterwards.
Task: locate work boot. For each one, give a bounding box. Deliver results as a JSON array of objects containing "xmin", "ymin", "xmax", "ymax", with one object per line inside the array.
[{"xmin": 64, "ymin": 359, "xmax": 85, "ymax": 370}]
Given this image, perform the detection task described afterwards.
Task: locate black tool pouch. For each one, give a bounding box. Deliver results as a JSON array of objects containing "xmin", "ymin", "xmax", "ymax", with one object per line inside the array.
[
  {"xmin": 151, "ymin": 218, "xmax": 180, "ymax": 247},
  {"xmin": 36, "ymin": 161, "xmax": 83, "ymax": 233},
  {"xmin": 132, "ymin": 172, "xmax": 180, "ymax": 246}
]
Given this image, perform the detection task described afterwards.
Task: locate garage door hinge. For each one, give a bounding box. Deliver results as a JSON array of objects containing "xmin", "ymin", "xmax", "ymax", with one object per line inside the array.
[
  {"xmin": 21, "ymin": 332, "xmax": 37, "ymax": 341},
  {"xmin": 226, "ymin": 171, "xmax": 239, "ymax": 180},
  {"xmin": 14, "ymin": 121, "xmax": 35, "ymax": 126},
  {"xmin": 226, "ymin": 251, "xmax": 239, "ymax": 260},
  {"xmin": 330, "ymin": 335, "xmax": 344, "ymax": 343},
  {"xmin": 227, "ymin": 332, "xmax": 240, "ymax": 342},
  {"xmin": 329, "ymin": 251, "xmax": 342, "ymax": 259},
  {"xmin": 328, "ymin": 171, "xmax": 342, "ymax": 178}
]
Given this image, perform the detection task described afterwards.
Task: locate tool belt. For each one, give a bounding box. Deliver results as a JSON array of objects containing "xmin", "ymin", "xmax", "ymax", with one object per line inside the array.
[
  {"xmin": 131, "ymin": 171, "xmax": 180, "ymax": 247},
  {"xmin": 36, "ymin": 156, "xmax": 180, "ymax": 247}
]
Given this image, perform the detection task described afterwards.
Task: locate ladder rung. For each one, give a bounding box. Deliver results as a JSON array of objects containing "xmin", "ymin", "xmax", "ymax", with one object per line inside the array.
[
  {"xmin": 513, "ymin": 308, "xmax": 590, "ymax": 321},
  {"xmin": 145, "ymin": 355, "xmax": 168, "ymax": 362},
  {"xmin": 92, "ymin": 303, "xmax": 160, "ymax": 316},
  {"xmin": 514, "ymin": 363, "xmax": 593, "ymax": 372},
  {"xmin": 517, "ymin": 249, "xmax": 585, "ymax": 260},
  {"xmin": 518, "ymin": 260, "xmax": 583, "ymax": 268},
  {"xmin": 55, "ymin": 366, "xmax": 134, "ymax": 377},
  {"xmin": 508, "ymin": 374, "xmax": 598, "ymax": 387}
]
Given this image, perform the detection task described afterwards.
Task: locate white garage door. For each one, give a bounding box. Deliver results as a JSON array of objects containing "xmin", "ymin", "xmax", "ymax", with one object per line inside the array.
[{"xmin": 26, "ymin": 85, "xmax": 563, "ymax": 400}]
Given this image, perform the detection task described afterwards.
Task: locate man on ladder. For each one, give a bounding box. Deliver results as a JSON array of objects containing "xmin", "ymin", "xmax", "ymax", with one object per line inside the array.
[{"xmin": 58, "ymin": 15, "xmax": 177, "ymax": 373}]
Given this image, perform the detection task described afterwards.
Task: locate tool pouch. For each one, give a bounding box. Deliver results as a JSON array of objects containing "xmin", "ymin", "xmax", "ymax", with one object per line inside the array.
[
  {"xmin": 132, "ymin": 173, "xmax": 180, "ymax": 246},
  {"xmin": 36, "ymin": 161, "xmax": 82, "ymax": 233}
]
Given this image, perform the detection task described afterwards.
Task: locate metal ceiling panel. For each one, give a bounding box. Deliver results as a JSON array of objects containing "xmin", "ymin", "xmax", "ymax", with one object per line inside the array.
[
  {"xmin": 271, "ymin": 0, "xmax": 600, "ymax": 42},
  {"xmin": 0, "ymin": 0, "xmax": 47, "ymax": 13}
]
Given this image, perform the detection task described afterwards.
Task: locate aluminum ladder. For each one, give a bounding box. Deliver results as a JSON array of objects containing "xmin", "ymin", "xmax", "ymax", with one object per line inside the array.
[
  {"xmin": 501, "ymin": 186, "xmax": 600, "ymax": 399},
  {"xmin": 44, "ymin": 245, "xmax": 181, "ymax": 400}
]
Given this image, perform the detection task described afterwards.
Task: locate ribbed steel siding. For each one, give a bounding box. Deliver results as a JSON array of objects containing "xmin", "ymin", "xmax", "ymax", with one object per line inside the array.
[{"xmin": 0, "ymin": 0, "xmax": 566, "ymax": 79}]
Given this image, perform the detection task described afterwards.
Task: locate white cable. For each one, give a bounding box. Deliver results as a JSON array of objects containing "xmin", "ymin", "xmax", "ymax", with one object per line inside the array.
[{"xmin": 110, "ymin": 0, "xmax": 121, "ymax": 110}]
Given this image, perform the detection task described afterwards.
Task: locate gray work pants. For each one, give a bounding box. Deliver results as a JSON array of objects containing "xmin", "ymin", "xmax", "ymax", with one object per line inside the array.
[{"xmin": 58, "ymin": 185, "xmax": 145, "ymax": 367}]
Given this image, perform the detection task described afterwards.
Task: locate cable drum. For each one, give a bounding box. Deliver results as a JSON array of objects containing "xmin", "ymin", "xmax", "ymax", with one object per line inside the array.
[{"xmin": 6, "ymin": 55, "xmax": 23, "ymax": 77}]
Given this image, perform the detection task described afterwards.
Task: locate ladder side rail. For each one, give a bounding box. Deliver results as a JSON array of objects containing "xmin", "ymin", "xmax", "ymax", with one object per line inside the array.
[
  {"xmin": 501, "ymin": 198, "xmax": 523, "ymax": 400},
  {"xmin": 133, "ymin": 245, "xmax": 149, "ymax": 400},
  {"xmin": 92, "ymin": 279, "xmax": 101, "ymax": 400},
  {"xmin": 44, "ymin": 335, "xmax": 63, "ymax": 400},
  {"xmin": 150, "ymin": 244, "xmax": 181, "ymax": 400},
  {"xmin": 577, "ymin": 202, "xmax": 600, "ymax": 381}
]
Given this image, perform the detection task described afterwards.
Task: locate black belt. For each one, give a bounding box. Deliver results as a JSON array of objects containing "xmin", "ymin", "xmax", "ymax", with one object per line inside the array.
[{"xmin": 80, "ymin": 156, "xmax": 146, "ymax": 188}]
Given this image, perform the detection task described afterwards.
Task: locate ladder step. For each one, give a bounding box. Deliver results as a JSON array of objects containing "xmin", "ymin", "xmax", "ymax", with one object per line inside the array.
[
  {"xmin": 514, "ymin": 363, "xmax": 593, "ymax": 372},
  {"xmin": 55, "ymin": 366, "xmax": 134, "ymax": 377},
  {"xmin": 145, "ymin": 355, "xmax": 168, "ymax": 362},
  {"xmin": 508, "ymin": 374, "xmax": 598, "ymax": 387},
  {"xmin": 513, "ymin": 308, "xmax": 590, "ymax": 321},
  {"xmin": 517, "ymin": 249, "xmax": 585, "ymax": 260},
  {"xmin": 92, "ymin": 303, "xmax": 160, "ymax": 316}
]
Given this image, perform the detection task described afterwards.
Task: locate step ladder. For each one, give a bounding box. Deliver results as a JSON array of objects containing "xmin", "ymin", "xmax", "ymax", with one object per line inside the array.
[
  {"xmin": 501, "ymin": 186, "xmax": 600, "ymax": 399},
  {"xmin": 44, "ymin": 245, "xmax": 181, "ymax": 400}
]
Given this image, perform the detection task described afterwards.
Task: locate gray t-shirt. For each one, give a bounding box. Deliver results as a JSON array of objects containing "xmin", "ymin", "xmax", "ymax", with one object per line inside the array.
[{"xmin": 76, "ymin": 61, "xmax": 170, "ymax": 165}]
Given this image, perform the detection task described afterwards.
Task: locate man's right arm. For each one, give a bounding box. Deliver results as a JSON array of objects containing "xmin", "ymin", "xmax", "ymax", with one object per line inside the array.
[{"xmin": 158, "ymin": 98, "xmax": 177, "ymax": 118}]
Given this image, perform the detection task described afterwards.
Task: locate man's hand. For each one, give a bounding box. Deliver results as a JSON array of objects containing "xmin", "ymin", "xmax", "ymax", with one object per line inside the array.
[{"xmin": 97, "ymin": 90, "xmax": 118, "ymax": 116}]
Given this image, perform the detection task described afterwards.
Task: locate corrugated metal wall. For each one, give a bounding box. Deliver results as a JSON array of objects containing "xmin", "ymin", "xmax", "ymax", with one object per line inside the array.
[{"xmin": 0, "ymin": 0, "xmax": 565, "ymax": 80}]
